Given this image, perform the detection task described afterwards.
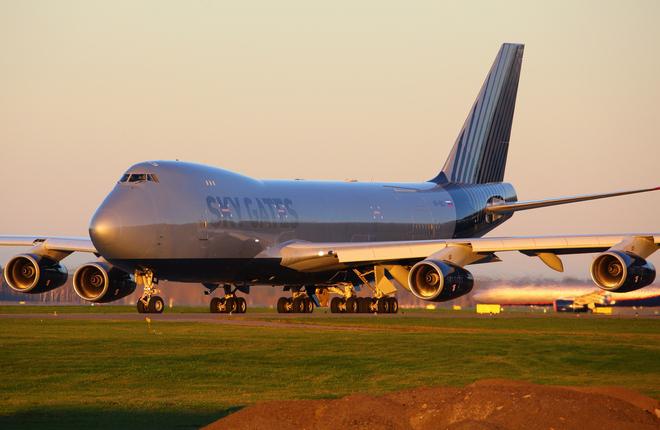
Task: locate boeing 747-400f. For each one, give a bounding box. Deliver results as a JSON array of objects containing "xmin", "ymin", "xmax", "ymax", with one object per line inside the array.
[{"xmin": 1, "ymin": 43, "xmax": 658, "ymax": 314}]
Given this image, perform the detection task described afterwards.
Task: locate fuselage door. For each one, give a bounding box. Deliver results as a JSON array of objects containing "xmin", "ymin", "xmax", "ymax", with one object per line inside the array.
[{"xmin": 198, "ymin": 202, "xmax": 209, "ymax": 241}]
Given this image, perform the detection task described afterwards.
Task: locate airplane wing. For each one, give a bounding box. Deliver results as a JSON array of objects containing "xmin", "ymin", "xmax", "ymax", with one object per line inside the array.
[
  {"xmin": 268, "ymin": 234, "xmax": 660, "ymax": 273},
  {"xmin": 0, "ymin": 236, "xmax": 97, "ymax": 254}
]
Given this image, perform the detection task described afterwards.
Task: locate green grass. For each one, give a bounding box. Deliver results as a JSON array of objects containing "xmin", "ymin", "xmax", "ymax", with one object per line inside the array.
[{"xmin": 0, "ymin": 313, "xmax": 658, "ymax": 429}]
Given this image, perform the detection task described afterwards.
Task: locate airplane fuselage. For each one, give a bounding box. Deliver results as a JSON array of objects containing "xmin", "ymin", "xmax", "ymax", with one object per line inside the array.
[{"xmin": 89, "ymin": 161, "xmax": 517, "ymax": 285}]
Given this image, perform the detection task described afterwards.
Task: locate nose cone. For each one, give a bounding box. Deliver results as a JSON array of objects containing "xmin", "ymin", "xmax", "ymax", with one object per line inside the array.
[
  {"xmin": 89, "ymin": 185, "xmax": 160, "ymax": 260},
  {"xmin": 89, "ymin": 204, "xmax": 123, "ymax": 257}
]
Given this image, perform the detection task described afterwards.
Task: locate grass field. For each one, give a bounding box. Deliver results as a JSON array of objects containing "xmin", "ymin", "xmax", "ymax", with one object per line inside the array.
[{"xmin": 0, "ymin": 308, "xmax": 659, "ymax": 429}]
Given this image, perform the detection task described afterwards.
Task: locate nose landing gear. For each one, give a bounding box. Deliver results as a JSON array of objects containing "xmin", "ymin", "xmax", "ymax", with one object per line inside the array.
[{"xmin": 135, "ymin": 269, "xmax": 165, "ymax": 314}]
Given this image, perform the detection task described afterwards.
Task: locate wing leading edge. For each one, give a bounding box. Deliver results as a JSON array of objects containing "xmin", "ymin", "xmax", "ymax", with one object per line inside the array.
[
  {"xmin": 0, "ymin": 236, "xmax": 97, "ymax": 254},
  {"xmin": 267, "ymin": 234, "xmax": 660, "ymax": 273}
]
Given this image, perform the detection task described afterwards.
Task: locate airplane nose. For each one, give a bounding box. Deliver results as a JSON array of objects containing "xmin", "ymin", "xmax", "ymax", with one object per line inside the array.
[
  {"xmin": 89, "ymin": 205, "xmax": 123, "ymax": 253},
  {"xmin": 88, "ymin": 185, "xmax": 160, "ymax": 260}
]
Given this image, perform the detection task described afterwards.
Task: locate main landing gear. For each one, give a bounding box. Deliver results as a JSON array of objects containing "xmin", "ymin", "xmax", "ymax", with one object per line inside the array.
[
  {"xmin": 330, "ymin": 295, "xmax": 398, "ymax": 314},
  {"xmin": 209, "ymin": 284, "xmax": 247, "ymax": 314},
  {"xmin": 135, "ymin": 269, "xmax": 165, "ymax": 314},
  {"xmin": 276, "ymin": 288, "xmax": 315, "ymax": 313},
  {"xmin": 327, "ymin": 276, "xmax": 399, "ymax": 314}
]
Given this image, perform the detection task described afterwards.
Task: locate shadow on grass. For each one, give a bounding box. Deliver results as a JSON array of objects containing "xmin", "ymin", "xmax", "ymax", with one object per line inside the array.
[{"xmin": 0, "ymin": 405, "xmax": 243, "ymax": 430}]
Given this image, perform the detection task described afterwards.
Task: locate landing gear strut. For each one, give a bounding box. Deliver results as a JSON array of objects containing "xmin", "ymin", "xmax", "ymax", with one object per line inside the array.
[
  {"xmin": 209, "ymin": 284, "xmax": 247, "ymax": 314},
  {"xmin": 135, "ymin": 269, "xmax": 165, "ymax": 314}
]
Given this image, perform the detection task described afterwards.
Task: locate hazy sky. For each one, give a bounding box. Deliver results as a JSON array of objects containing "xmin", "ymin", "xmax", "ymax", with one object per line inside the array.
[{"xmin": 1, "ymin": 0, "xmax": 658, "ymax": 278}]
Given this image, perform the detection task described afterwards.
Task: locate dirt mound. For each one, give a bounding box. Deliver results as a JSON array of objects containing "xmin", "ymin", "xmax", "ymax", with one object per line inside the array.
[{"xmin": 203, "ymin": 379, "xmax": 660, "ymax": 430}]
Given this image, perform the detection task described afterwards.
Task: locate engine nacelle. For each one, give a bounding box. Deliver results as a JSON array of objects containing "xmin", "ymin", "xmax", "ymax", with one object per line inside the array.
[
  {"xmin": 408, "ymin": 259, "xmax": 474, "ymax": 302},
  {"xmin": 3, "ymin": 254, "xmax": 68, "ymax": 294},
  {"xmin": 73, "ymin": 262, "xmax": 136, "ymax": 303},
  {"xmin": 590, "ymin": 251, "xmax": 655, "ymax": 293}
]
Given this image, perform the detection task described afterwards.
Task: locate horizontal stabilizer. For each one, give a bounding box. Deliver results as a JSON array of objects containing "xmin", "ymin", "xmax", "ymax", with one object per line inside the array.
[{"xmin": 486, "ymin": 186, "xmax": 659, "ymax": 214}]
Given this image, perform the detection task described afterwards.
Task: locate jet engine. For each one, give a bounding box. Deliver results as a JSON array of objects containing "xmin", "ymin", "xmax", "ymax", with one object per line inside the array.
[
  {"xmin": 590, "ymin": 251, "xmax": 655, "ymax": 293},
  {"xmin": 73, "ymin": 262, "xmax": 136, "ymax": 303},
  {"xmin": 408, "ymin": 260, "xmax": 474, "ymax": 302},
  {"xmin": 3, "ymin": 254, "xmax": 68, "ymax": 294}
]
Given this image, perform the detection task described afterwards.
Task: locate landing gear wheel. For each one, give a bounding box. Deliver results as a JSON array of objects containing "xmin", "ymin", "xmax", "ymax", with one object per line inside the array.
[
  {"xmin": 357, "ymin": 297, "xmax": 368, "ymax": 313},
  {"xmin": 224, "ymin": 297, "xmax": 236, "ymax": 313},
  {"xmin": 387, "ymin": 297, "xmax": 399, "ymax": 314},
  {"xmin": 210, "ymin": 297, "xmax": 221, "ymax": 313},
  {"xmin": 148, "ymin": 296, "xmax": 165, "ymax": 314},
  {"xmin": 330, "ymin": 297, "xmax": 341, "ymax": 313},
  {"xmin": 292, "ymin": 297, "xmax": 306, "ymax": 313},
  {"xmin": 137, "ymin": 300, "xmax": 147, "ymax": 313},
  {"xmin": 377, "ymin": 298, "xmax": 390, "ymax": 314},
  {"xmin": 236, "ymin": 297, "xmax": 247, "ymax": 313},
  {"xmin": 345, "ymin": 297, "xmax": 358, "ymax": 313},
  {"xmin": 304, "ymin": 298, "xmax": 314, "ymax": 313},
  {"xmin": 277, "ymin": 297, "xmax": 289, "ymax": 313}
]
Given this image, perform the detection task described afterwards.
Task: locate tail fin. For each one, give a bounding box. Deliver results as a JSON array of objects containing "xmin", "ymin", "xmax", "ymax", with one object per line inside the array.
[{"xmin": 431, "ymin": 43, "xmax": 524, "ymax": 184}]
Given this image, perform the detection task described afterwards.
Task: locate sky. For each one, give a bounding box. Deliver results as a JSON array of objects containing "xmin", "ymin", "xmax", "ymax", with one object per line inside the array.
[{"xmin": 0, "ymin": 0, "xmax": 658, "ymax": 278}]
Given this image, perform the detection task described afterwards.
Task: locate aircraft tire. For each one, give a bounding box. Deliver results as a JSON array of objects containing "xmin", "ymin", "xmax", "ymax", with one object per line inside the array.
[
  {"xmin": 330, "ymin": 297, "xmax": 341, "ymax": 313},
  {"xmin": 149, "ymin": 296, "xmax": 165, "ymax": 314},
  {"xmin": 365, "ymin": 297, "xmax": 374, "ymax": 313},
  {"xmin": 377, "ymin": 298, "xmax": 390, "ymax": 314},
  {"xmin": 292, "ymin": 297, "xmax": 306, "ymax": 313},
  {"xmin": 236, "ymin": 297, "xmax": 247, "ymax": 313},
  {"xmin": 276, "ymin": 297, "xmax": 288, "ymax": 313},
  {"xmin": 305, "ymin": 298, "xmax": 314, "ymax": 313},
  {"xmin": 210, "ymin": 297, "xmax": 221, "ymax": 313},
  {"xmin": 345, "ymin": 297, "xmax": 358, "ymax": 313},
  {"xmin": 137, "ymin": 300, "xmax": 147, "ymax": 313},
  {"xmin": 387, "ymin": 297, "xmax": 399, "ymax": 314},
  {"xmin": 225, "ymin": 297, "xmax": 236, "ymax": 313},
  {"xmin": 356, "ymin": 297, "xmax": 367, "ymax": 313}
]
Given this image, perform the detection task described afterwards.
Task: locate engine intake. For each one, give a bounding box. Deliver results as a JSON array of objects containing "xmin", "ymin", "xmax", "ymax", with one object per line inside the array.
[
  {"xmin": 73, "ymin": 262, "xmax": 136, "ymax": 303},
  {"xmin": 408, "ymin": 260, "xmax": 474, "ymax": 302},
  {"xmin": 590, "ymin": 251, "xmax": 655, "ymax": 293},
  {"xmin": 3, "ymin": 254, "xmax": 68, "ymax": 294}
]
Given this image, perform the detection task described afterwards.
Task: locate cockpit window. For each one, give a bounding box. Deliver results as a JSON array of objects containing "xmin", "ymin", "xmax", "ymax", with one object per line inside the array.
[
  {"xmin": 128, "ymin": 174, "xmax": 147, "ymax": 182},
  {"xmin": 119, "ymin": 173, "xmax": 159, "ymax": 183}
]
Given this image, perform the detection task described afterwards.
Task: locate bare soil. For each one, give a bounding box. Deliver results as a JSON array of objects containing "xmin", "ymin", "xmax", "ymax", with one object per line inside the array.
[{"xmin": 203, "ymin": 379, "xmax": 660, "ymax": 430}]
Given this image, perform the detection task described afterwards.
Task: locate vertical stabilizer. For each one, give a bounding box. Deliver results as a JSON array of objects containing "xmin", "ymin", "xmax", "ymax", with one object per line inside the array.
[{"xmin": 431, "ymin": 43, "xmax": 524, "ymax": 184}]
